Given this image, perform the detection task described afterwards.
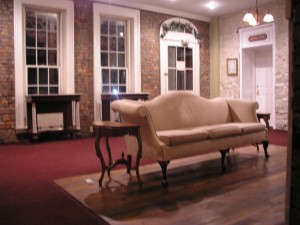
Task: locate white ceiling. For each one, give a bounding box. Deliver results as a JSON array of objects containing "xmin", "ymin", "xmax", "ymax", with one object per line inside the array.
[{"xmin": 97, "ymin": 0, "xmax": 278, "ymax": 21}]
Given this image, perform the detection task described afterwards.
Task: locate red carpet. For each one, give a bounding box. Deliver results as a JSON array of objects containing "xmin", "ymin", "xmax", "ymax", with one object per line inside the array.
[{"xmin": 0, "ymin": 129, "xmax": 287, "ymax": 225}]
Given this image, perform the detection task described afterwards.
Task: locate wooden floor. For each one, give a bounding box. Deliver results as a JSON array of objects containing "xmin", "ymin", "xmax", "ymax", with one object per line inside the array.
[{"xmin": 55, "ymin": 144, "xmax": 287, "ymax": 225}]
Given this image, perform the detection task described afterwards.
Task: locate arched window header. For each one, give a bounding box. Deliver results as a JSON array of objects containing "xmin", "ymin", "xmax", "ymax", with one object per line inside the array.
[{"xmin": 160, "ymin": 19, "xmax": 204, "ymax": 44}]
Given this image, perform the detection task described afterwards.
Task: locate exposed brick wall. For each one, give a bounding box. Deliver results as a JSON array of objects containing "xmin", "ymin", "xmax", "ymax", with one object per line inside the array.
[
  {"xmin": 0, "ymin": 1, "xmax": 209, "ymax": 142},
  {"xmin": 219, "ymin": 0, "xmax": 288, "ymax": 130},
  {"xmin": 0, "ymin": 0, "xmax": 16, "ymax": 143},
  {"xmin": 74, "ymin": 0, "xmax": 94, "ymax": 136},
  {"xmin": 290, "ymin": 0, "xmax": 300, "ymax": 223},
  {"xmin": 140, "ymin": 10, "xmax": 210, "ymax": 99}
]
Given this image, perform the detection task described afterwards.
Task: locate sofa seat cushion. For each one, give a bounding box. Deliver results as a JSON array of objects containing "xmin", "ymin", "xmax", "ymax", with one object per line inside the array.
[
  {"xmin": 234, "ymin": 123, "xmax": 266, "ymax": 134},
  {"xmin": 202, "ymin": 124, "xmax": 242, "ymax": 139},
  {"xmin": 157, "ymin": 128, "xmax": 208, "ymax": 146}
]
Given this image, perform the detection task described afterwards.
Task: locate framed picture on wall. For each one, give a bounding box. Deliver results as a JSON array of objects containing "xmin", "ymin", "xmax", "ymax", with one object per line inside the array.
[{"xmin": 227, "ymin": 58, "xmax": 238, "ymax": 76}]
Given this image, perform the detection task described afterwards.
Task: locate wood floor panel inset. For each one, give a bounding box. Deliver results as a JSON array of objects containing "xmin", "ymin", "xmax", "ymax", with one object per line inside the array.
[{"xmin": 55, "ymin": 145, "xmax": 286, "ymax": 225}]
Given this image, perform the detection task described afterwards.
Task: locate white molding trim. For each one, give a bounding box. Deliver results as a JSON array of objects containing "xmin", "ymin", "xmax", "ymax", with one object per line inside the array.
[
  {"xmin": 93, "ymin": 3, "xmax": 141, "ymax": 122},
  {"xmin": 92, "ymin": 0, "xmax": 210, "ymax": 22},
  {"xmin": 13, "ymin": 0, "xmax": 74, "ymax": 130}
]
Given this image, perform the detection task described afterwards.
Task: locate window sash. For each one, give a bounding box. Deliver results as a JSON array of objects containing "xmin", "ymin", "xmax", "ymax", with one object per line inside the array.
[
  {"xmin": 100, "ymin": 19, "xmax": 127, "ymax": 93},
  {"xmin": 25, "ymin": 9, "xmax": 60, "ymax": 95}
]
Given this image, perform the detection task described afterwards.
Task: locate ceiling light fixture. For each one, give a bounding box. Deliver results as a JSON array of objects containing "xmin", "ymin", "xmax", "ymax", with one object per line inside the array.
[
  {"xmin": 205, "ymin": 1, "xmax": 218, "ymax": 10},
  {"xmin": 243, "ymin": 0, "xmax": 274, "ymax": 26}
]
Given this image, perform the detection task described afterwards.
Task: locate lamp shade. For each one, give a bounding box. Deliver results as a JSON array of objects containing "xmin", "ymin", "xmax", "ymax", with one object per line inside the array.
[
  {"xmin": 249, "ymin": 16, "xmax": 258, "ymax": 26},
  {"xmin": 243, "ymin": 12, "xmax": 253, "ymax": 22},
  {"xmin": 263, "ymin": 13, "xmax": 274, "ymax": 22}
]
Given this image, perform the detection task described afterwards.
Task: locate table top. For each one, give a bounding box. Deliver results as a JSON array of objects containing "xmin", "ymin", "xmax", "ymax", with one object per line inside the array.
[{"xmin": 93, "ymin": 121, "xmax": 139, "ymax": 128}]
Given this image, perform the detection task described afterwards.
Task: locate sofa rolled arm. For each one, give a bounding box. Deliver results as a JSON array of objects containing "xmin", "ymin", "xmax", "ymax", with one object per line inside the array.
[
  {"xmin": 226, "ymin": 99, "xmax": 260, "ymax": 123},
  {"xmin": 111, "ymin": 99, "xmax": 148, "ymax": 118}
]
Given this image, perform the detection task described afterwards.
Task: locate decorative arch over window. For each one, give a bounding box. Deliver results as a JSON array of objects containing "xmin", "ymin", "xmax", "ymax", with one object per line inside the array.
[
  {"xmin": 159, "ymin": 18, "xmax": 201, "ymax": 95},
  {"xmin": 160, "ymin": 19, "xmax": 204, "ymax": 44}
]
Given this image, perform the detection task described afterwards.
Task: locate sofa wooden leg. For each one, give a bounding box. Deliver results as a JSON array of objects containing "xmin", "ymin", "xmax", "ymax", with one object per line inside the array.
[
  {"xmin": 262, "ymin": 140, "xmax": 270, "ymax": 159},
  {"xmin": 219, "ymin": 149, "xmax": 229, "ymax": 172},
  {"xmin": 127, "ymin": 154, "xmax": 132, "ymax": 174},
  {"xmin": 158, "ymin": 160, "xmax": 170, "ymax": 187}
]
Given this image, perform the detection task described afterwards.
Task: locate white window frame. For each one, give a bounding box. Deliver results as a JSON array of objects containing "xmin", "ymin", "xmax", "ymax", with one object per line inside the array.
[
  {"xmin": 14, "ymin": 0, "xmax": 74, "ymax": 130},
  {"xmin": 93, "ymin": 3, "xmax": 141, "ymax": 122}
]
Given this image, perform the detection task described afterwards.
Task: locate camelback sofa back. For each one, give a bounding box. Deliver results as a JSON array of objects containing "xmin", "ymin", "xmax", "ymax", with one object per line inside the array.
[{"xmin": 111, "ymin": 91, "xmax": 269, "ymax": 186}]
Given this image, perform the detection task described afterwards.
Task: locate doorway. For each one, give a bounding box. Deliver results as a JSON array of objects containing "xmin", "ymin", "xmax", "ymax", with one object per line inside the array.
[
  {"xmin": 160, "ymin": 18, "xmax": 200, "ymax": 95},
  {"xmin": 240, "ymin": 24, "xmax": 275, "ymax": 128}
]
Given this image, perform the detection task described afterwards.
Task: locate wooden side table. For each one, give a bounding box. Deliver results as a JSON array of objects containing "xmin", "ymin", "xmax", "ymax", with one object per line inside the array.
[{"xmin": 93, "ymin": 121, "xmax": 142, "ymax": 190}]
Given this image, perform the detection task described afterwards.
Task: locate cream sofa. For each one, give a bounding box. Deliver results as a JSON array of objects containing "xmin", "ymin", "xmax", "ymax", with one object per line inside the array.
[{"xmin": 111, "ymin": 91, "xmax": 269, "ymax": 186}]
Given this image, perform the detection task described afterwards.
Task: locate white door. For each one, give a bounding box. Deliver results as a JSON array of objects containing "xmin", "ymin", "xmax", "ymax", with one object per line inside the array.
[
  {"xmin": 160, "ymin": 40, "xmax": 199, "ymax": 94},
  {"xmin": 255, "ymin": 47, "xmax": 273, "ymax": 114}
]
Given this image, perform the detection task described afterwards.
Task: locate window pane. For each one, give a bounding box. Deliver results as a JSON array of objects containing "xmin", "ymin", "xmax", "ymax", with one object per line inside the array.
[
  {"xmin": 101, "ymin": 20, "xmax": 108, "ymax": 35},
  {"xmin": 26, "ymin": 49, "xmax": 36, "ymax": 65},
  {"xmin": 48, "ymin": 50, "xmax": 57, "ymax": 65},
  {"xmin": 28, "ymin": 68, "xmax": 37, "ymax": 85},
  {"xmin": 168, "ymin": 46, "xmax": 176, "ymax": 67},
  {"xmin": 117, "ymin": 23, "xmax": 125, "ymax": 37},
  {"xmin": 49, "ymin": 69, "xmax": 58, "ymax": 84},
  {"xmin": 109, "ymin": 21, "xmax": 116, "ymax": 35},
  {"xmin": 168, "ymin": 69, "xmax": 176, "ymax": 90},
  {"xmin": 101, "ymin": 36, "xmax": 108, "ymax": 50},
  {"xmin": 50, "ymin": 87, "xmax": 58, "ymax": 94},
  {"xmin": 118, "ymin": 38, "xmax": 125, "ymax": 52},
  {"xmin": 102, "ymin": 86, "xmax": 109, "ymax": 93},
  {"xmin": 109, "ymin": 37, "xmax": 117, "ymax": 51},
  {"xmin": 186, "ymin": 70, "xmax": 193, "ymax": 90},
  {"xmin": 118, "ymin": 54, "xmax": 125, "ymax": 67},
  {"xmin": 119, "ymin": 86, "xmax": 126, "ymax": 93},
  {"xmin": 101, "ymin": 53, "xmax": 108, "ymax": 66},
  {"xmin": 28, "ymin": 87, "xmax": 37, "ymax": 95},
  {"xmin": 37, "ymin": 13, "xmax": 46, "ymax": 30},
  {"xmin": 119, "ymin": 70, "xmax": 126, "ymax": 84},
  {"xmin": 39, "ymin": 87, "xmax": 48, "ymax": 94},
  {"xmin": 111, "ymin": 70, "xmax": 118, "ymax": 84},
  {"xmin": 39, "ymin": 68, "xmax": 48, "ymax": 84},
  {"xmin": 111, "ymin": 86, "xmax": 118, "ymax": 93},
  {"xmin": 26, "ymin": 31, "xmax": 36, "ymax": 47},
  {"xmin": 37, "ymin": 31, "xmax": 46, "ymax": 47},
  {"xmin": 177, "ymin": 71, "xmax": 184, "ymax": 90},
  {"xmin": 38, "ymin": 50, "xmax": 46, "ymax": 65},
  {"xmin": 48, "ymin": 14, "xmax": 57, "ymax": 31},
  {"xmin": 177, "ymin": 47, "xmax": 184, "ymax": 61},
  {"xmin": 102, "ymin": 69, "xmax": 109, "ymax": 84},
  {"xmin": 185, "ymin": 48, "xmax": 193, "ymax": 68},
  {"xmin": 48, "ymin": 32, "xmax": 57, "ymax": 48},
  {"xmin": 26, "ymin": 11, "xmax": 36, "ymax": 29},
  {"xmin": 110, "ymin": 53, "xmax": 117, "ymax": 67}
]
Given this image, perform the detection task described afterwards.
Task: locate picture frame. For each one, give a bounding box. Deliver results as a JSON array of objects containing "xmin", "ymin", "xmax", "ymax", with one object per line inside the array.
[{"xmin": 227, "ymin": 58, "xmax": 238, "ymax": 76}]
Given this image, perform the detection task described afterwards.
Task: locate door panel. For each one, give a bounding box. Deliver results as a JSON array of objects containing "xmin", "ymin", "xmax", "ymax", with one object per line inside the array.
[{"xmin": 255, "ymin": 48, "xmax": 272, "ymax": 114}]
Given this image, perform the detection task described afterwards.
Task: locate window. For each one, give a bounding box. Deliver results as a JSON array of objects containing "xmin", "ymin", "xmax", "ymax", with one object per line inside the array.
[
  {"xmin": 93, "ymin": 3, "xmax": 140, "ymax": 121},
  {"xmin": 14, "ymin": 0, "xmax": 74, "ymax": 130},
  {"xmin": 25, "ymin": 10, "xmax": 60, "ymax": 95},
  {"xmin": 100, "ymin": 19, "xmax": 127, "ymax": 93},
  {"xmin": 168, "ymin": 46, "xmax": 193, "ymax": 90}
]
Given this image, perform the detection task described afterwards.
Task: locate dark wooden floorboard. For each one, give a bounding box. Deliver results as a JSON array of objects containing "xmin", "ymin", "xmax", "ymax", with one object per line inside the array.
[{"xmin": 55, "ymin": 144, "xmax": 286, "ymax": 225}]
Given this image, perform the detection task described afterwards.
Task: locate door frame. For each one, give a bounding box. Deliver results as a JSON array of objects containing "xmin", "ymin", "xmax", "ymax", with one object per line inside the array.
[{"xmin": 239, "ymin": 23, "xmax": 276, "ymax": 128}]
